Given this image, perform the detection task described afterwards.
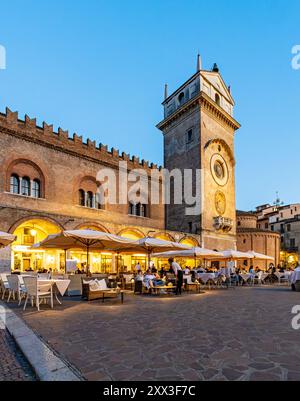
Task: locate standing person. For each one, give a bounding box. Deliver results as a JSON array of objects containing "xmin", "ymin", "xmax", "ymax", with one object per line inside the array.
[
  {"xmin": 135, "ymin": 262, "xmax": 142, "ymax": 274},
  {"xmin": 169, "ymin": 258, "xmax": 183, "ymax": 295},
  {"xmin": 291, "ymin": 263, "xmax": 300, "ymax": 291}
]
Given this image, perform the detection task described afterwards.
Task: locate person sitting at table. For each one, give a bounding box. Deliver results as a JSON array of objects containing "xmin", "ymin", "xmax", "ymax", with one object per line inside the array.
[
  {"xmin": 151, "ymin": 265, "xmax": 158, "ymax": 274},
  {"xmin": 249, "ymin": 266, "xmax": 255, "ymax": 274},
  {"xmin": 184, "ymin": 266, "xmax": 190, "ymax": 275},
  {"xmin": 197, "ymin": 266, "xmax": 206, "ymax": 273},
  {"xmin": 144, "ymin": 270, "xmax": 156, "ymax": 290}
]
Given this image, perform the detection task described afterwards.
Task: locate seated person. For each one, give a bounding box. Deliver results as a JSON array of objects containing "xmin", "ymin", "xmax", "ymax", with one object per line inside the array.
[
  {"xmin": 151, "ymin": 266, "xmax": 158, "ymax": 274},
  {"xmin": 144, "ymin": 270, "xmax": 156, "ymax": 289},
  {"xmin": 184, "ymin": 266, "xmax": 190, "ymax": 275},
  {"xmin": 135, "ymin": 271, "xmax": 144, "ymax": 281}
]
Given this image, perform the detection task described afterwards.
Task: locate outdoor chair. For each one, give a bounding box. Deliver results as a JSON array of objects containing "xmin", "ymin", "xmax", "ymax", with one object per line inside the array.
[
  {"xmin": 7, "ymin": 275, "xmax": 27, "ymax": 305},
  {"xmin": 278, "ymin": 273, "xmax": 290, "ymax": 286},
  {"xmin": 23, "ymin": 276, "xmax": 53, "ymax": 311},
  {"xmin": 122, "ymin": 274, "xmax": 134, "ymax": 290},
  {"xmin": 0, "ymin": 273, "xmax": 9, "ymax": 300},
  {"xmin": 253, "ymin": 271, "xmax": 264, "ymax": 286}
]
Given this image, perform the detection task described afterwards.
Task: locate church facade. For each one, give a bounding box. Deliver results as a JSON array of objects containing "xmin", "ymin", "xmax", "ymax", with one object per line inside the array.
[{"xmin": 0, "ymin": 58, "xmax": 241, "ymax": 273}]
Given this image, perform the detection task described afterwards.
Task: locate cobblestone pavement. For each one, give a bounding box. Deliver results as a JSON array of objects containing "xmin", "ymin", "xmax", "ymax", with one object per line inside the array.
[
  {"xmin": 0, "ymin": 329, "xmax": 36, "ymax": 381},
  {"xmin": 8, "ymin": 286, "xmax": 300, "ymax": 381}
]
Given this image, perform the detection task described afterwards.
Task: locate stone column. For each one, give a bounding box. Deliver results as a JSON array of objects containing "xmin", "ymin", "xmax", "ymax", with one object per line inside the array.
[{"xmin": 19, "ymin": 177, "xmax": 22, "ymax": 195}]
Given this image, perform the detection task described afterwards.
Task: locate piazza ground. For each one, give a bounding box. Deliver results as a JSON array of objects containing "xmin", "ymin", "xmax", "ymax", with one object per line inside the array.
[
  {"xmin": 0, "ymin": 329, "xmax": 36, "ymax": 381},
  {"xmin": 4, "ymin": 285, "xmax": 300, "ymax": 381}
]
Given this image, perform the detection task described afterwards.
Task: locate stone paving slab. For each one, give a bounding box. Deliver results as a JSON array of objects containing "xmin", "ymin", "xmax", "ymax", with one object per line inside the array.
[
  {"xmin": 0, "ymin": 328, "xmax": 36, "ymax": 381},
  {"xmin": 0, "ymin": 302, "xmax": 82, "ymax": 381},
  {"xmin": 6, "ymin": 286, "xmax": 300, "ymax": 381}
]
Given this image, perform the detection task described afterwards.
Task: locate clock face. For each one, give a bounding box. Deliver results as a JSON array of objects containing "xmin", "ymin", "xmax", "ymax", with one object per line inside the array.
[
  {"xmin": 210, "ymin": 154, "xmax": 229, "ymax": 186},
  {"xmin": 215, "ymin": 190, "xmax": 226, "ymax": 216},
  {"xmin": 214, "ymin": 160, "xmax": 225, "ymax": 179}
]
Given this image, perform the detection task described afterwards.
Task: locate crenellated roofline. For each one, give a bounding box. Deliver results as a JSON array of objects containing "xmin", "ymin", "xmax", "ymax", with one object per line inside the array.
[{"xmin": 0, "ymin": 107, "xmax": 162, "ymax": 172}]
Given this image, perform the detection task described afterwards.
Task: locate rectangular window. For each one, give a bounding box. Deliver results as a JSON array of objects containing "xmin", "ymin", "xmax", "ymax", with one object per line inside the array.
[
  {"xmin": 186, "ymin": 129, "xmax": 194, "ymax": 144},
  {"xmin": 290, "ymin": 238, "xmax": 296, "ymax": 248},
  {"xmin": 287, "ymin": 224, "xmax": 291, "ymax": 232}
]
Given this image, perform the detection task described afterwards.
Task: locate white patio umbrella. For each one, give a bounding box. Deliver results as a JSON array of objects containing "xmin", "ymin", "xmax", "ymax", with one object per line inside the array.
[
  {"xmin": 0, "ymin": 231, "xmax": 16, "ymax": 248},
  {"xmin": 220, "ymin": 250, "xmax": 254, "ymax": 260},
  {"xmin": 33, "ymin": 230, "xmax": 138, "ymax": 274},
  {"xmin": 117, "ymin": 237, "xmax": 190, "ymax": 268},
  {"xmin": 152, "ymin": 247, "xmax": 224, "ymax": 268},
  {"xmin": 152, "ymin": 247, "xmax": 223, "ymax": 259},
  {"xmin": 247, "ymin": 251, "xmax": 274, "ymax": 261}
]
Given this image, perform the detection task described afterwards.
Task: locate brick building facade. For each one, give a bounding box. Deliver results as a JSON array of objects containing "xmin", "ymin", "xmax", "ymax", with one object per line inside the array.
[
  {"xmin": 0, "ymin": 107, "xmax": 199, "ymax": 273},
  {"xmin": 236, "ymin": 211, "xmax": 280, "ymax": 269},
  {"xmin": 0, "ymin": 58, "xmax": 244, "ymax": 273}
]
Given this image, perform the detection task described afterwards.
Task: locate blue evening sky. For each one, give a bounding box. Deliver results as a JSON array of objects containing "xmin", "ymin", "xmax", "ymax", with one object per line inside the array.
[{"xmin": 0, "ymin": 0, "xmax": 299, "ymax": 211}]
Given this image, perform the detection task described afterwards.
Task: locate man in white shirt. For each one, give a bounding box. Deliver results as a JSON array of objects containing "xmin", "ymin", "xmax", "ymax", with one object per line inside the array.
[
  {"xmin": 169, "ymin": 258, "xmax": 183, "ymax": 295},
  {"xmin": 171, "ymin": 260, "xmax": 182, "ymax": 276}
]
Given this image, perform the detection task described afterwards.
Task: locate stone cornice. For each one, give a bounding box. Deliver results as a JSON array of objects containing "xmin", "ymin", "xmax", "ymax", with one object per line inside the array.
[
  {"xmin": 157, "ymin": 91, "xmax": 241, "ymax": 132},
  {"xmin": 200, "ymin": 92, "xmax": 241, "ymax": 131}
]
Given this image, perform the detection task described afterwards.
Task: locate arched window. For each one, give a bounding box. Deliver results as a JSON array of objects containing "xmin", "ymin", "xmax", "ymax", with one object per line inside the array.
[
  {"xmin": 10, "ymin": 174, "xmax": 20, "ymax": 194},
  {"xmin": 86, "ymin": 191, "xmax": 94, "ymax": 208},
  {"xmin": 21, "ymin": 177, "xmax": 30, "ymax": 197},
  {"xmin": 32, "ymin": 179, "xmax": 41, "ymax": 198},
  {"xmin": 79, "ymin": 189, "xmax": 85, "ymax": 207},
  {"xmin": 178, "ymin": 92, "xmax": 185, "ymax": 105},
  {"xmin": 128, "ymin": 202, "xmax": 147, "ymax": 217},
  {"xmin": 215, "ymin": 93, "xmax": 221, "ymax": 106}
]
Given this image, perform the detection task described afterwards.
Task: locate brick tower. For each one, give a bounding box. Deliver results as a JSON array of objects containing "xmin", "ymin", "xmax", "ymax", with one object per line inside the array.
[{"xmin": 157, "ymin": 56, "xmax": 241, "ymax": 250}]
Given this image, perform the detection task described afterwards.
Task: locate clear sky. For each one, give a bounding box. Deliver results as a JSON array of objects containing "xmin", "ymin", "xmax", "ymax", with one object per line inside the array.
[{"xmin": 0, "ymin": 0, "xmax": 300, "ymax": 211}]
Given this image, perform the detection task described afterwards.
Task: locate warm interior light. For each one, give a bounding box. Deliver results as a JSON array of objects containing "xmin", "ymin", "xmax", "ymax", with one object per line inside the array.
[{"xmin": 30, "ymin": 229, "xmax": 37, "ymax": 237}]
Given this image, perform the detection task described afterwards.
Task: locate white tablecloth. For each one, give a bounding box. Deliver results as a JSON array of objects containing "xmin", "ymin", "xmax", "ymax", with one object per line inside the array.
[
  {"xmin": 240, "ymin": 273, "xmax": 252, "ymax": 282},
  {"xmin": 38, "ymin": 279, "xmax": 70, "ymax": 296},
  {"xmin": 197, "ymin": 273, "xmax": 216, "ymax": 284}
]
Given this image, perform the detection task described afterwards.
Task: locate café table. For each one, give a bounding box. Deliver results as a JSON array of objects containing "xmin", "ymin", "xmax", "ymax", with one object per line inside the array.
[{"xmin": 38, "ymin": 279, "xmax": 71, "ymax": 304}]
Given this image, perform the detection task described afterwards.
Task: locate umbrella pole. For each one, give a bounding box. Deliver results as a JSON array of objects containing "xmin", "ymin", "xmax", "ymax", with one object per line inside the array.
[
  {"xmin": 116, "ymin": 252, "xmax": 119, "ymax": 276},
  {"xmin": 148, "ymin": 252, "xmax": 151, "ymax": 270},
  {"xmin": 87, "ymin": 245, "xmax": 90, "ymax": 276},
  {"xmin": 64, "ymin": 249, "xmax": 67, "ymax": 274}
]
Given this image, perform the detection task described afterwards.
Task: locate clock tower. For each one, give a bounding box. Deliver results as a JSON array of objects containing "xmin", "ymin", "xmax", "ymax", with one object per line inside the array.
[{"xmin": 157, "ymin": 56, "xmax": 241, "ymax": 250}]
